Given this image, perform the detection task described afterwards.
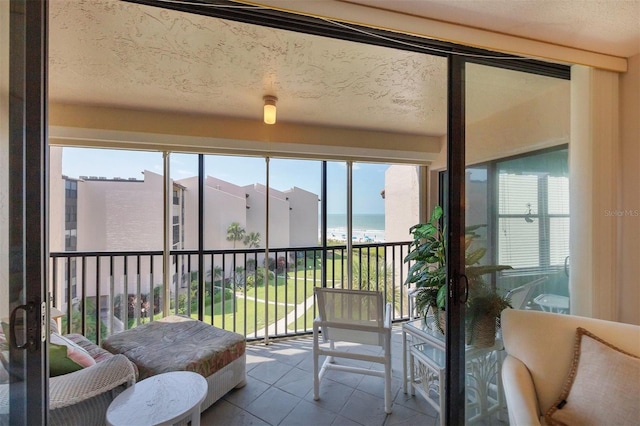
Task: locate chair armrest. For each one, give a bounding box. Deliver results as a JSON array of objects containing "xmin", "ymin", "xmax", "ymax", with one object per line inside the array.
[
  {"xmin": 384, "ymin": 302, "xmax": 392, "ymax": 329},
  {"xmin": 502, "ymin": 355, "xmax": 541, "ymax": 426},
  {"xmin": 49, "ymin": 354, "xmax": 136, "ymax": 410}
]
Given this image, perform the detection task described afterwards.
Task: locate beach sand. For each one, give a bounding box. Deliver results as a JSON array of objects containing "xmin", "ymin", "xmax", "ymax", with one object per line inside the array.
[{"xmin": 325, "ymin": 227, "xmax": 385, "ymax": 243}]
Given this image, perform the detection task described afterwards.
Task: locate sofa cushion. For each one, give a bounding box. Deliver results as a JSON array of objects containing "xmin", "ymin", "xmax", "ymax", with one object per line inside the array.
[
  {"xmin": 545, "ymin": 327, "xmax": 640, "ymax": 426},
  {"xmin": 65, "ymin": 333, "xmax": 115, "ymax": 364},
  {"xmin": 50, "ymin": 332, "xmax": 96, "ymax": 377}
]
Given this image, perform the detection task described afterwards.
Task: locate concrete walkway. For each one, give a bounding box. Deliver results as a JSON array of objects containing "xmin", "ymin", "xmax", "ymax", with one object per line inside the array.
[{"xmin": 253, "ymin": 294, "xmax": 316, "ymax": 337}]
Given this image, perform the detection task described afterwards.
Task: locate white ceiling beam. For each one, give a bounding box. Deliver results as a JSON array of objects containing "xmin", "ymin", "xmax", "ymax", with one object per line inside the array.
[{"xmin": 48, "ymin": 103, "xmax": 441, "ymax": 164}]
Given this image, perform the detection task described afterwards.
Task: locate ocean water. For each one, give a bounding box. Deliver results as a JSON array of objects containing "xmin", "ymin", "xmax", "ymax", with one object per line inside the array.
[{"xmin": 326, "ymin": 213, "xmax": 385, "ymax": 242}]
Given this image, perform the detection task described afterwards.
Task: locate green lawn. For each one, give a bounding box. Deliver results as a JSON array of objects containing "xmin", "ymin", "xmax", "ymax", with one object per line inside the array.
[
  {"xmin": 246, "ymin": 275, "xmax": 316, "ymax": 305},
  {"xmin": 99, "ymin": 254, "xmax": 383, "ymax": 339},
  {"xmin": 190, "ymin": 290, "xmax": 296, "ymax": 336},
  {"xmin": 287, "ymin": 305, "xmax": 316, "ymax": 332}
]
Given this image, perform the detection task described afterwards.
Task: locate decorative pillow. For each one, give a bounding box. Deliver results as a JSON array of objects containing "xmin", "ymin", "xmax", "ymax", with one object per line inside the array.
[
  {"xmin": 50, "ymin": 318, "xmax": 60, "ymax": 335},
  {"xmin": 545, "ymin": 327, "xmax": 640, "ymax": 426},
  {"xmin": 49, "ymin": 332, "xmax": 96, "ymax": 377}
]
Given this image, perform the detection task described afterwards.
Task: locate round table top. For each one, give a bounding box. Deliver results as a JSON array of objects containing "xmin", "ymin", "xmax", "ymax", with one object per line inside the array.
[{"xmin": 106, "ymin": 371, "xmax": 208, "ymax": 426}]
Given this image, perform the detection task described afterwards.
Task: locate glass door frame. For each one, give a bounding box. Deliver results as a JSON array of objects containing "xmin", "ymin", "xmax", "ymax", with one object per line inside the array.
[
  {"xmin": 6, "ymin": 0, "xmax": 49, "ymax": 424},
  {"xmin": 445, "ymin": 54, "xmax": 467, "ymax": 425},
  {"xmin": 447, "ymin": 56, "xmax": 570, "ymax": 423}
]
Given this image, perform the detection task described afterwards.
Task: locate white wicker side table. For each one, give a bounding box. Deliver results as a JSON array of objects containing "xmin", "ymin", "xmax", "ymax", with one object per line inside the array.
[
  {"xmin": 409, "ymin": 343, "xmax": 446, "ymax": 416},
  {"xmin": 403, "ymin": 318, "xmax": 505, "ymax": 425}
]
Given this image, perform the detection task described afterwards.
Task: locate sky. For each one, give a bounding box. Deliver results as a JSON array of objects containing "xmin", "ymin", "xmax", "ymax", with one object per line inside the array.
[{"xmin": 61, "ymin": 147, "xmax": 389, "ymax": 214}]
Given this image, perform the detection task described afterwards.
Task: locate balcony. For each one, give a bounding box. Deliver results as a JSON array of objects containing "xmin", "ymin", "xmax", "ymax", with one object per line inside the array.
[
  {"xmin": 48, "ymin": 242, "xmax": 516, "ymax": 425},
  {"xmin": 201, "ymin": 327, "xmax": 442, "ymax": 426},
  {"xmin": 50, "ymin": 242, "xmax": 414, "ymax": 344},
  {"xmin": 48, "ymin": 242, "xmax": 453, "ymax": 424}
]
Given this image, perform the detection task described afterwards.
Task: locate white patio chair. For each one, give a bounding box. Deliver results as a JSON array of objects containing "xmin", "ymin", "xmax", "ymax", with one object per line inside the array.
[
  {"xmin": 505, "ymin": 276, "xmax": 548, "ymax": 310},
  {"xmin": 313, "ymin": 287, "xmax": 393, "ymax": 413}
]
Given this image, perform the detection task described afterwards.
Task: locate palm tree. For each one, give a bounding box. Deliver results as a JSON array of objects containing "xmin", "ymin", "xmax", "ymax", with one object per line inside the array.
[
  {"xmin": 352, "ymin": 255, "xmax": 398, "ymax": 308},
  {"xmin": 243, "ymin": 231, "xmax": 261, "ymax": 248},
  {"xmin": 207, "ymin": 266, "xmax": 223, "ymax": 284},
  {"xmin": 226, "ymin": 222, "xmax": 246, "ymax": 248}
]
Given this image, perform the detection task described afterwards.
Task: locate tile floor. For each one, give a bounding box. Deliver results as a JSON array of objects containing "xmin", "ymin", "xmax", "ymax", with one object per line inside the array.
[{"xmin": 200, "ymin": 326, "xmax": 443, "ymax": 426}]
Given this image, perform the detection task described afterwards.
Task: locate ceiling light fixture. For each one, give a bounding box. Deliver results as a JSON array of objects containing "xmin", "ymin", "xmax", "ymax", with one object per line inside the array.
[{"xmin": 263, "ymin": 95, "xmax": 277, "ymax": 125}]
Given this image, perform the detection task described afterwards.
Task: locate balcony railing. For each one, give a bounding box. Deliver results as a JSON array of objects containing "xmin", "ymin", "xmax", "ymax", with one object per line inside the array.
[{"xmin": 50, "ymin": 242, "xmax": 413, "ymax": 344}]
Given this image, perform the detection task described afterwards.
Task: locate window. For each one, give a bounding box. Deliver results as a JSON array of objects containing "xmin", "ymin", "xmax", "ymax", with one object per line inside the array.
[
  {"xmin": 497, "ymin": 148, "xmax": 569, "ymax": 272},
  {"xmin": 65, "ymin": 179, "xmax": 77, "ymax": 198},
  {"xmin": 173, "ymin": 225, "xmax": 180, "ymax": 246},
  {"xmin": 441, "ymin": 147, "xmax": 569, "ymax": 274},
  {"xmin": 64, "ymin": 229, "xmax": 77, "ymax": 251}
]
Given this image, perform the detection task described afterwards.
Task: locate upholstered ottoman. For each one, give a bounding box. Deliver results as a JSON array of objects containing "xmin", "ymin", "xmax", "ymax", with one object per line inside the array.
[{"xmin": 102, "ymin": 315, "xmax": 246, "ymax": 412}]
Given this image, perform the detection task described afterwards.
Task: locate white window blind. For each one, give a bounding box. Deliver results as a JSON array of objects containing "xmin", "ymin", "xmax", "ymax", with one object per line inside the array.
[
  {"xmin": 496, "ymin": 150, "xmax": 569, "ymax": 272},
  {"xmin": 498, "ymin": 174, "xmax": 540, "ymax": 268}
]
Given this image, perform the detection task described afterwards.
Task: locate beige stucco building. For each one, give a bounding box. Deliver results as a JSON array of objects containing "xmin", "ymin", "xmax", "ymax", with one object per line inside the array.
[{"xmin": 48, "ymin": 148, "xmax": 319, "ymax": 311}]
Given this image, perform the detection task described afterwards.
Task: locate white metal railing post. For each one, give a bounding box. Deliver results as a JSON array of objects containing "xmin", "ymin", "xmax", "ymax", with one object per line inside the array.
[
  {"xmin": 163, "ymin": 152, "xmax": 171, "ymax": 316},
  {"xmin": 264, "ymin": 157, "xmax": 270, "ymax": 345}
]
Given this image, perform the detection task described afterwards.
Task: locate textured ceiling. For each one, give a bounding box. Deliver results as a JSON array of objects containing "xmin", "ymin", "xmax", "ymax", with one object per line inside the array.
[
  {"xmin": 49, "ymin": 0, "xmax": 450, "ymax": 135},
  {"xmin": 349, "ymin": 0, "xmax": 640, "ymax": 58},
  {"xmin": 49, "ymin": 0, "xmax": 575, "ymax": 137}
]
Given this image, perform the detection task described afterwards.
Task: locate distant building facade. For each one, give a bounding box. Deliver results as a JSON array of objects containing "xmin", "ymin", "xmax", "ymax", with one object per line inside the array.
[
  {"xmin": 383, "ymin": 165, "xmax": 421, "ymax": 243},
  {"xmin": 49, "ymin": 147, "xmax": 319, "ymax": 312}
]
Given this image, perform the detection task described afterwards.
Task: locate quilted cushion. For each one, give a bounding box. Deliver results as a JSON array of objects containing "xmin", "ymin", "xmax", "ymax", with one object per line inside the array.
[
  {"xmin": 545, "ymin": 327, "xmax": 640, "ymax": 426},
  {"xmin": 102, "ymin": 316, "xmax": 245, "ymax": 380},
  {"xmin": 64, "ymin": 333, "xmax": 116, "ymax": 364}
]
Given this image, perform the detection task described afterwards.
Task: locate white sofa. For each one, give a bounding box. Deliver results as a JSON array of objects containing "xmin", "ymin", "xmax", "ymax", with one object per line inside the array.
[{"xmin": 501, "ymin": 309, "xmax": 640, "ymax": 425}]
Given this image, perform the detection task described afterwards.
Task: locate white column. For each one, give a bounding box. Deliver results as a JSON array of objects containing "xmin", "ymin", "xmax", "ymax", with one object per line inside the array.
[
  {"xmin": 569, "ymin": 65, "xmax": 620, "ymax": 320},
  {"xmin": 618, "ymin": 54, "xmax": 640, "ymax": 326}
]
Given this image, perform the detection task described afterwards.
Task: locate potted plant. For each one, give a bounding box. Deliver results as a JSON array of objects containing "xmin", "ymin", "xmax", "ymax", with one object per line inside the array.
[
  {"xmin": 465, "ymin": 281, "xmax": 512, "ymax": 347},
  {"xmin": 404, "ymin": 205, "xmax": 512, "ymax": 343},
  {"xmin": 404, "ymin": 205, "xmax": 448, "ymax": 332},
  {"xmin": 463, "ymin": 229, "xmax": 513, "ymax": 346}
]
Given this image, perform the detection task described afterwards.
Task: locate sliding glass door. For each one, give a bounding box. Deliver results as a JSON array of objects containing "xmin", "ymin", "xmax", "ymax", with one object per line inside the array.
[
  {"xmin": 18, "ymin": 0, "xmax": 574, "ymax": 421},
  {"xmin": 461, "ymin": 62, "xmax": 570, "ymax": 424},
  {"xmin": 1, "ymin": 0, "xmax": 48, "ymax": 424}
]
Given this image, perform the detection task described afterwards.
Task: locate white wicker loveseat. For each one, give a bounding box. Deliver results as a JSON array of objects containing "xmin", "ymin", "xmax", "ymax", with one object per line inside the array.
[
  {"xmin": 0, "ymin": 322, "xmax": 137, "ymax": 426},
  {"xmin": 48, "ymin": 333, "xmax": 137, "ymax": 426}
]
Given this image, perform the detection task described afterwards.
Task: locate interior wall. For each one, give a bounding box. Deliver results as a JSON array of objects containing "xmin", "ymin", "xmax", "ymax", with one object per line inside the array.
[
  {"xmin": 49, "ymin": 147, "xmax": 64, "ymax": 253},
  {"xmin": 429, "ymin": 85, "xmax": 570, "ymax": 171},
  {"xmin": 464, "ymin": 85, "xmax": 570, "ymax": 164},
  {"xmin": 619, "ymin": 53, "xmax": 640, "ymax": 325}
]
